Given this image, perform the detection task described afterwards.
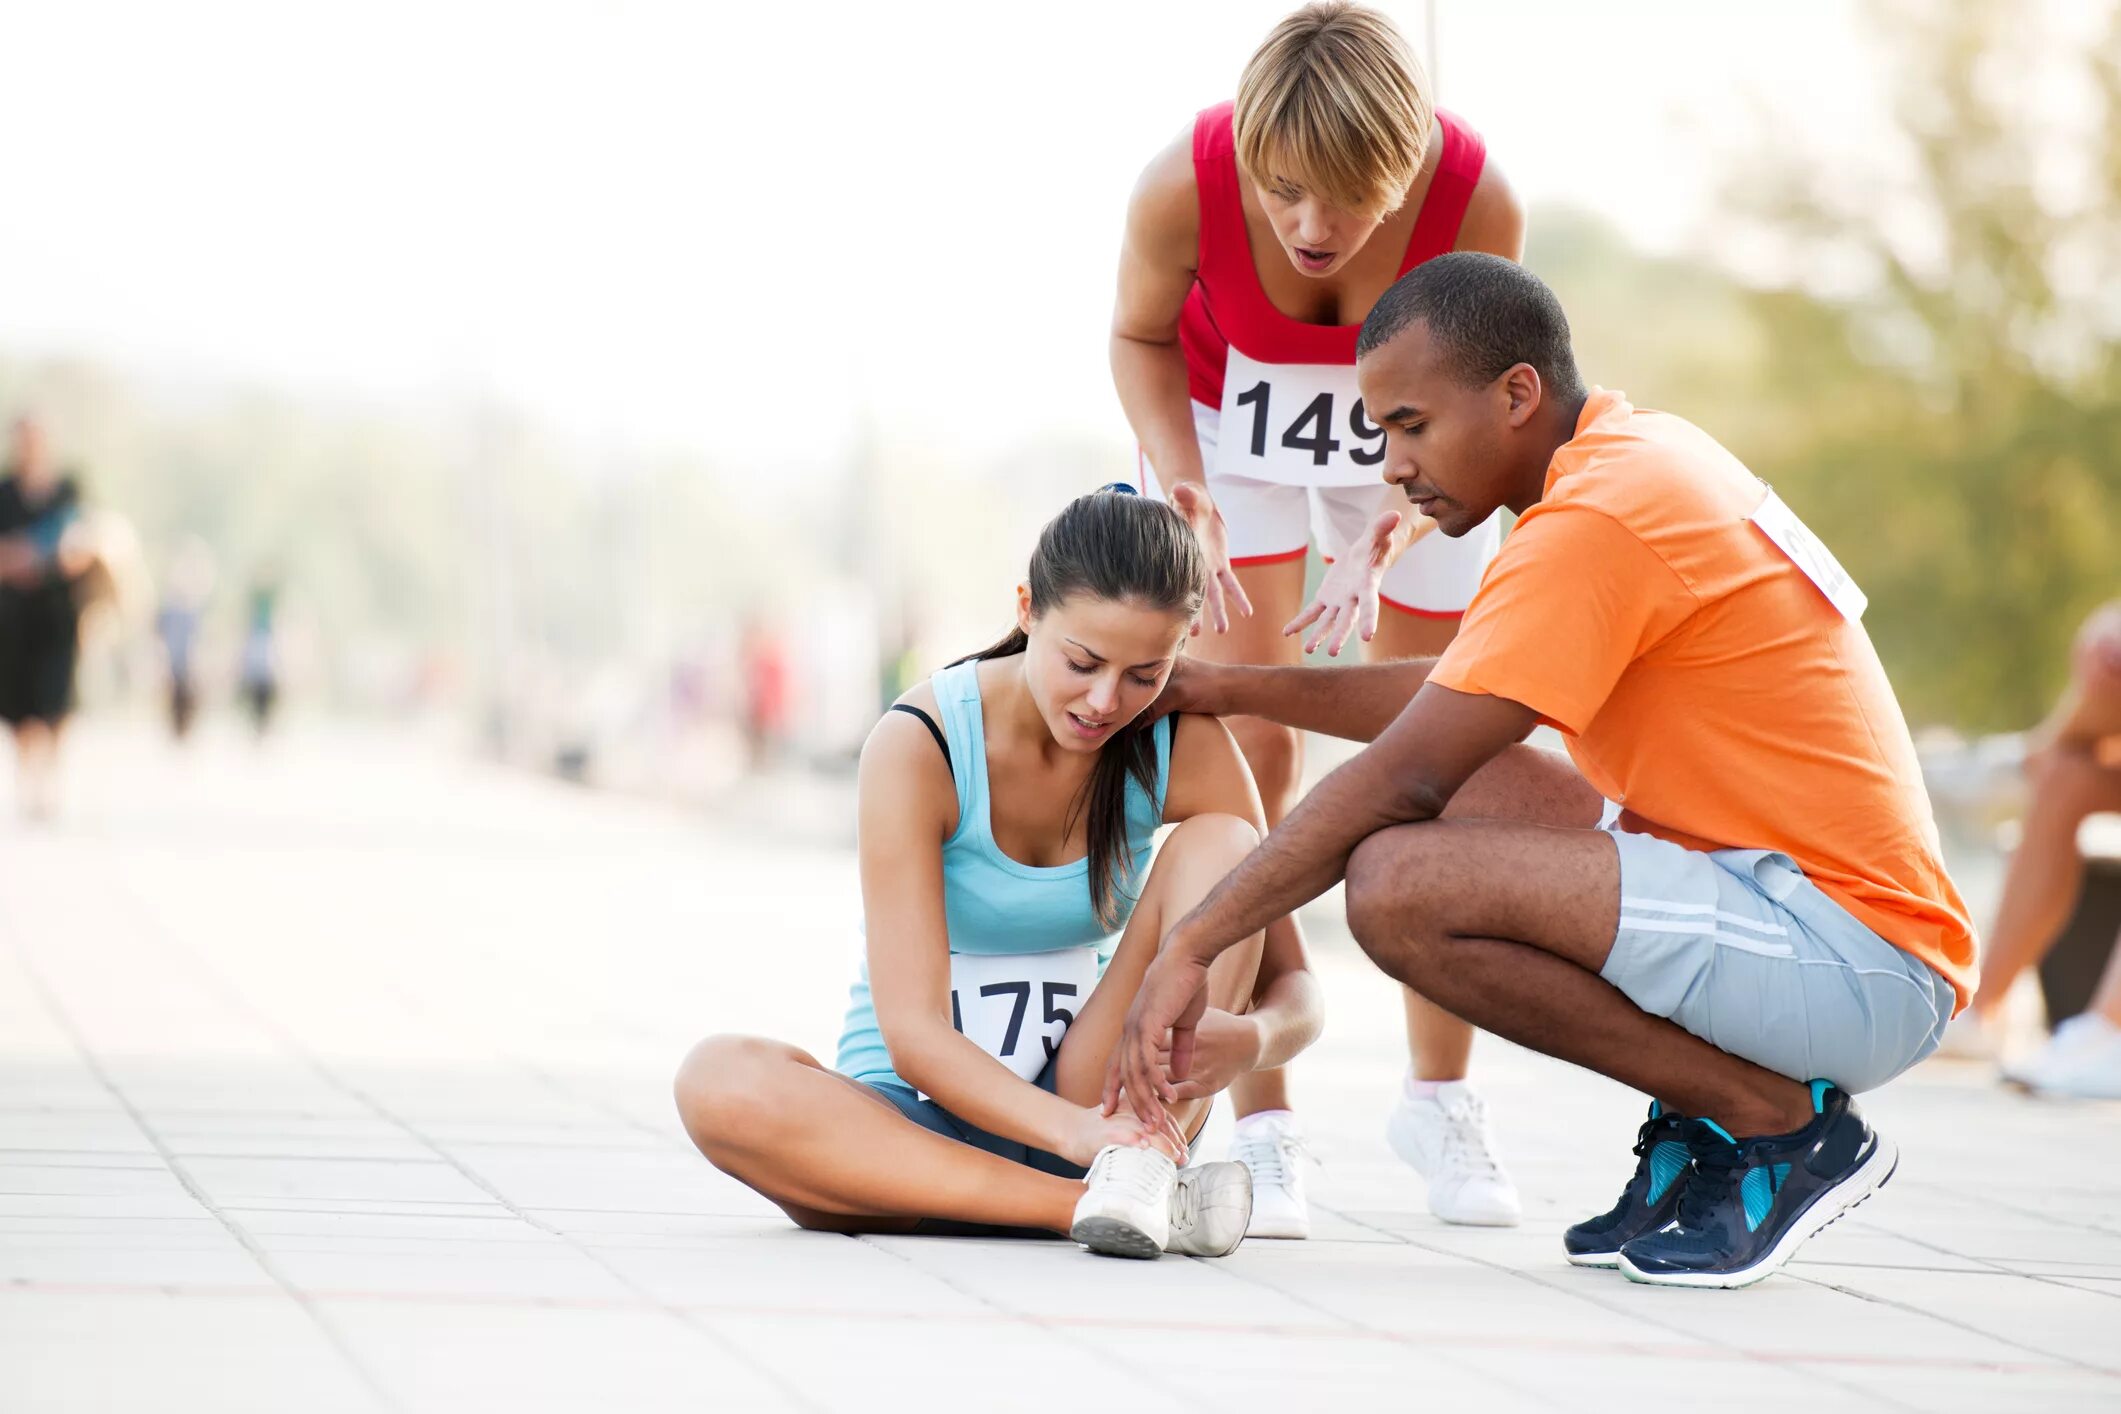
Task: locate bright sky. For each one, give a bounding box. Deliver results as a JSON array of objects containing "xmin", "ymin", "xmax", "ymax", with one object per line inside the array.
[{"xmin": 2, "ymin": 0, "xmax": 1887, "ymax": 475}]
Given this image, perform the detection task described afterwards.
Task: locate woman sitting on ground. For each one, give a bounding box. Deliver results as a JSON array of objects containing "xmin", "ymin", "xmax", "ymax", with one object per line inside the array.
[
  {"xmin": 674, "ymin": 488, "xmax": 1322, "ymax": 1257},
  {"xmin": 1953, "ymin": 601, "xmax": 2121, "ymax": 1095}
]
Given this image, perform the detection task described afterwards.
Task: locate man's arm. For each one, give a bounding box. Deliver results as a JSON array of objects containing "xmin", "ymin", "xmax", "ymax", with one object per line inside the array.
[
  {"xmin": 1111, "ymin": 683, "xmax": 1539, "ymax": 1118},
  {"xmin": 1162, "ymin": 654, "xmax": 1446, "ymax": 743}
]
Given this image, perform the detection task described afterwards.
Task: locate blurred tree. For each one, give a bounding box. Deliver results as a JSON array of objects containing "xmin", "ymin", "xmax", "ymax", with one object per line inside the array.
[{"xmin": 1710, "ymin": 0, "xmax": 2121, "ymax": 731}]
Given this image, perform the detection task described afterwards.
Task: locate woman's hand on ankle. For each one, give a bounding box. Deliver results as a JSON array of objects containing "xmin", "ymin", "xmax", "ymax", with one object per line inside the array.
[{"xmin": 1059, "ymin": 1103, "xmax": 1188, "ymax": 1168}]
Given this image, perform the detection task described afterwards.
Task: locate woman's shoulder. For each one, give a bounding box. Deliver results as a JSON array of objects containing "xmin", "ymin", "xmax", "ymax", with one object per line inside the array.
[
  {"xmin": 1127, "ymin": 123, "xmax": 1202, "ymax": 257},
  {"xmin": 1156, "ymin": 711, "xmax": 1259, "ymax": 825},
  {"xmin": 861, "ymin": 679, "xmax": 959, "ymax": 836}
]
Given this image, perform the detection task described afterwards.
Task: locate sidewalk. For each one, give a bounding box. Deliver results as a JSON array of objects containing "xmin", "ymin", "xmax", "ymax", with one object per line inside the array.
[{"xmin": 2, "ymin": 723, "xmax": 2116, "ymax": 1412}]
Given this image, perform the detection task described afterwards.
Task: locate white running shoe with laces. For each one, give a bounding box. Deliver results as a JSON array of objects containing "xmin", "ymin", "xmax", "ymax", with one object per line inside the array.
[
  {"xmin": 2024, "ymin": 1015, "xmax": 2121, "ymax": 1099},
  {"xmin": 1070, "ymin": 1145, "xmax": 1176, "ymax": 1258},
  {"xmin": 1384, "ymin": 1080, "xmax": 1523, "ymax": 1227},
  {"xmin": 1165, "ymin": 1161, "xmax": 1253, "ymax": 1256},
  {"xmin": 1226, "ymin": 1112, "xmax": 1312, "ymax": 1239}
]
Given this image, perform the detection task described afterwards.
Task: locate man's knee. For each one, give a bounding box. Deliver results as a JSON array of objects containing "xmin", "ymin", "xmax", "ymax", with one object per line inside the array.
[
  {"xmin": 673, "ymin": 1035, "xmax": 791, "ymax": 1152},
  {"xmin": 1344, "ymin": 828, "xmax": 1446, "ymax": 973}
]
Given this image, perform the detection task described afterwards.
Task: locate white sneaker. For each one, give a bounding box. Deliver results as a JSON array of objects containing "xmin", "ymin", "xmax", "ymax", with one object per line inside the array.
[
  {"xmin": 1226, "ymin": 1112, "xmax": 1312, "ymax": 1239},
  {"xmin": 2004, "ymin": 1013, "xmax": 2117, "ymax": 1090},
  {"xmin": 1071, "ymin": 1145, "xmax": 1176, "ymax": 1258},
  {"xmin": 1165, "ymin": 1161, "xmax": 1252, "ymax": 1256},
  {"xmin": 1384, "ymin": 1080, "xmax": 1522, "ymax": 1227},
  {"xmin": 2024, "ymin": 1016, "xmax": 2121, "ymax": 1099}
]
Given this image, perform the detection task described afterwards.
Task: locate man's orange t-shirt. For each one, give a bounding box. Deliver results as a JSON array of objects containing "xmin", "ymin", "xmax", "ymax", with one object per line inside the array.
[{"xmin": 1429, "ymin": 390, "xmax": 1976, "ymax": 1010}]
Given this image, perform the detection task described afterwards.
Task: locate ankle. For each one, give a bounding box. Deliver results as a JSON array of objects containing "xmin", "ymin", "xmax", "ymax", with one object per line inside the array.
[{"xmin": 1709, "ymin": 1087, "xmax": 1815, "ymax": 1141}]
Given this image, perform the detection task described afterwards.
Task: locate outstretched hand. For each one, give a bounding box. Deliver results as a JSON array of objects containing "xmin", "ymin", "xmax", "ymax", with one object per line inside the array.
[
  {"xmin": 1283, "ymin": 508, "xmax": 1426, "ymax": 657},
  {"xmin": 1169, "ymin": 483, "xmax": 1254, "ymax": 636}
]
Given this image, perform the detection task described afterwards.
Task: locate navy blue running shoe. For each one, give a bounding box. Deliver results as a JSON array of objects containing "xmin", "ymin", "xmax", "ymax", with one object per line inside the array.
[
  {"xmin": 1618, "ymin": 1081, "xmax": 1897, "ymax": 1289},
  {"xmin": 1563, "ymin": 1102, "xmax": 1691, "ymax": 1268}
]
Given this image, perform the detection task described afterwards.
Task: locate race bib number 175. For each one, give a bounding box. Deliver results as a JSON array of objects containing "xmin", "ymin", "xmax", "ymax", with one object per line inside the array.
[
  {"xmin": 1215, "ymin": 347, "xmax": 1392, "ymax": 488},
  {"xmin": 943, "ymin": 948, "xmax": 1101, "ymax": 1083}
]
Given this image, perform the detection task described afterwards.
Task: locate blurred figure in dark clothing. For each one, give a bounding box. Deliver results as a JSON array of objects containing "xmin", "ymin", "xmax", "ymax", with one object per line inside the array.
[{"xmin": 0, "ymin": 417, "xmax": 93, "ymax": 820}]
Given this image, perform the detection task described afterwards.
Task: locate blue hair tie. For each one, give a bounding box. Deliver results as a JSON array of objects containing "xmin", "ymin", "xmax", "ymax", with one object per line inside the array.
[{"xmin": 1097, "ymin": 481, "xmax": 1140, "ymax": 495}]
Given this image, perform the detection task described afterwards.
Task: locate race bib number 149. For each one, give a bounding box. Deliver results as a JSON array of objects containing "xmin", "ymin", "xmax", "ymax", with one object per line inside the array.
[{"xmin": 1215, "ymin": 347, "xmax": 1392, "ymax": 488}]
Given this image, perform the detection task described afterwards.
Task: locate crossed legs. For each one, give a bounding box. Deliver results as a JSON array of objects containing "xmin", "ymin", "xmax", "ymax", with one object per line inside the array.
[{"xmin": 673, "ymin": 814, "xmax": 1265, "ymax": 1235}]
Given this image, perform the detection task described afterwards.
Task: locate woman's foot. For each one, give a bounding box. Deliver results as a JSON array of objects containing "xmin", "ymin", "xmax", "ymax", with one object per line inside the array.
[
  {"xmin": 2016, "ymin": 1014, "xmax": 2121, "ymax": 1098},
  {"xmin": 1385, "ymin": 1078, "xmax": 1522, "ymax": 1227},
  {"xmin": 1070, "ymin": 1146, "xmax": 1253, "ymax": 1258},
  {"xmin": 1226, "ymin": 1110, "xmax": 1311, "ymax": 1239}
]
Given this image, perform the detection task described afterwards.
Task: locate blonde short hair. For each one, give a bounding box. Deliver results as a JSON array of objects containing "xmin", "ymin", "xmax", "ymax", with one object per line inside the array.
[{"xmin": 1233, "ymin": 2, "xmax": 1434, "ymax": 219}]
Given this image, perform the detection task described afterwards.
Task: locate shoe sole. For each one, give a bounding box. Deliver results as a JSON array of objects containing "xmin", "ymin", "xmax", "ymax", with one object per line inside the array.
[
  {"xmin": 1245, "ymin": 1218, "xmax": 1310, "ymax": 1240},
  {"xmin": 1070, "ymin": 1214, "xmax": 1164, "ymax": 1260},
  {"xmin": 1617, "ymin": 1131, "xmax": 1900, "ymax": 1290},
  {"xmin": 1564, "ymin": 1249, "xmax": 1620, "ymax": 1269}
]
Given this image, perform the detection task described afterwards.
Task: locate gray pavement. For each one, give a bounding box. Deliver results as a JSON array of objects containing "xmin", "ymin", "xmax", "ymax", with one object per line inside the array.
[{"xmin": 2, "ymin": 723, "xmax": 2118, "ymax": 1412}]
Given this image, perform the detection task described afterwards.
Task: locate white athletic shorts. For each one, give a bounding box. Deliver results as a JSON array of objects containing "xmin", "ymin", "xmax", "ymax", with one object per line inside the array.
[{"xmin": 1140, "ymin": 400, "xmax": 1502, "ymax": 617}]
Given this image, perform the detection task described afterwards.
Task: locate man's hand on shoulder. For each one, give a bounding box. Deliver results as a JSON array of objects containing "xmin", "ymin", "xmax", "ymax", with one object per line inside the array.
[{"xmin": 1147, "ymin": 655, "xmax": 1230, "ymax": 723}]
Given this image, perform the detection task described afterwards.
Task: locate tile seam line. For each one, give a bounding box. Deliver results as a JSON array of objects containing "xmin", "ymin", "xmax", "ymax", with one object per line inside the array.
[
  {"xmin": 0, "ymin": 907, "xmax": 401, "ymax": 1414},
  {"xmin": 1319, "ymin": 1202, "xmax": 1921, "ymax": 1413},
  {"xmin": 91, "ymin": 851, "xmax": 825, "ymax": 1414},
  {"xmin": 848, "ymin": 1231, "xmax": 1201, "ymax": 1401},
  {"xmin": 1787, "ymin": 1270, "xmax": 2112, "ymax": 1372},
  {"xmin": 1850, "ymin": 1212, "xmax": 2121, "ymax": 1313},
  {"xmin": 1168, "ymin": 1223, "xmax": 1551, "ymax": 1407}
]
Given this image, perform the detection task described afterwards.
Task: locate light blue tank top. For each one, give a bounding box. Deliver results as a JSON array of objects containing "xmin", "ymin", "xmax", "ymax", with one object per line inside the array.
[{"xmin": 835, "ymin": 658, "xmax": 1173, "ymax": 1088}]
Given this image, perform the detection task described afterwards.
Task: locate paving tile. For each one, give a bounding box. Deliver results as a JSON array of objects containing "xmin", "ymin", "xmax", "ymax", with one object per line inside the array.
[
  {"xmin": 5, "ymin": 724, "xmax": 2113, "ymax": 1413},
  {"xmin": 323, "ymin": 1298, "xmax": 803, "ymax": 1413},
  {"xmin": 179, "ymin": 1155, "xmax": 497, "ymax": 1206},
  {"xmin": 0, "ymin": 1290, "xmax": 382, "ymax": 1413}
]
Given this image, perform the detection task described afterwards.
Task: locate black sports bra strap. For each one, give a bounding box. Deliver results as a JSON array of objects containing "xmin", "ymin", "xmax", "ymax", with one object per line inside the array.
[{"xmin": 889, "ymin": 703, "xmax": 953, "ymax": 776}]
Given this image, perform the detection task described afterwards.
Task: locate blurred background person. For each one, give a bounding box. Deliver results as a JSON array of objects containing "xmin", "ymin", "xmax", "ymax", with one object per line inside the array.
[
  {"xmin": 155, "ymin": 538, "xmax": 216, "ymax": 742},
  {"xmin": 0, "ymin": 415, "xmax": 96, "ymax": 822},
  {"xmin": 740, "ymin": 613, "xmax": 793, "ymax": 771},
  {"xmin": 238, "ymin": 573, "xmax": 282, "ymax": 740},
  {"xmin": 1947, "ymin": 601, "xmax": 2121, "ymax": 1096}
]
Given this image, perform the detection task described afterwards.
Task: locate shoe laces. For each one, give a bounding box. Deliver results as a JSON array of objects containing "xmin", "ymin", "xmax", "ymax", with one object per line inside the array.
[
  {"xmin": 1169, "ymin": 1172, "xmax": 1199, "ymax": 1231},
  {"xmin": 1231, "ymin": 1128, "xmax": 1311, "ymax": 1188},
  {"xmin": 1090, "ymin": 1145, "xmax": 1172, "ymax": 1205},
  {"xmin": 1436, "ymin": 1094, "xmax": 1503, "ymax": 1179},
  {"xmin": 1673, "ymin": 1131, "xmax": 1746, "ymax": 1229}
]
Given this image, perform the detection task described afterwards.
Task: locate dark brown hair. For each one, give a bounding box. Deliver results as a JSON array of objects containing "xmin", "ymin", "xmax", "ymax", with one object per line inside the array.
[{"xmin": 956, "ymin": 490, "xmax": 1207, "ymax": 926}]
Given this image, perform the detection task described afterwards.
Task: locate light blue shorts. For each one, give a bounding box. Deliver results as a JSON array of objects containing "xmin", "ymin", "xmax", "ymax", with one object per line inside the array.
[{"xmin": 1598, "ymin": 817, "xmax": 1954, "ymax": 1094}]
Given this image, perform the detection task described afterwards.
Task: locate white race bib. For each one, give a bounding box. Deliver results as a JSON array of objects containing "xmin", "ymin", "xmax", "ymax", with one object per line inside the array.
[
  {"xmin": 1215, "ymin": 347, "xmax": 1392, "ymax": 487},
  {"xmin": 945, "ymin": 948, "xmax": 1100, "ymax": 1082},
  {"xmin": 1748, "ymin": 487, "xmax": 1868, "ymax": 622}
]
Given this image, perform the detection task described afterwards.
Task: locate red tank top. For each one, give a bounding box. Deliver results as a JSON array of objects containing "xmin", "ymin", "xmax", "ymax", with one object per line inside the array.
[{"xmin": 1180, "ymin": 102, "xmax": 1488, "ymax": 408}]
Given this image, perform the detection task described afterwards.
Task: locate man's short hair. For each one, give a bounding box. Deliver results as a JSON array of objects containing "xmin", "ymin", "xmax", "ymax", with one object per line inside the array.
[{"xmin": 1357, "ymin": 252, "xmax": 1584, "ymax": 400}]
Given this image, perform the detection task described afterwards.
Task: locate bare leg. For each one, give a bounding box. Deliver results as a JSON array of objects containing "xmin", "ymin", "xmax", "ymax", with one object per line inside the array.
[
  {"xmin": 1387, "ymin": 738, "xmax": 1605, "ymax": 1082},
  {"xmin": 673, "ymin": 819, "xmax": 1269, "ymax": 1232},
  {"xmin": 1193, "ymin": 557, "xmax": 1308, "ymax": 1120},
  {"xmin": 2091, "ymin": 928, "xmax": 2121, "ymax": 1028},
  {"xmin": 14, "ymin": 719, "xmax": 58, "ymax": 820},
  {"xmin": 674, "ymin": 1037, "xmax": 1084, "ymax": 1233},
  {"xmin": 2047, "ymin": 602, "xmax": 2121, "ymax": 747},
  {"xmin": 1053, "ymin": 812, "xmax": 1267, "ymax": 1138},
  {"xmin": 1974, "ymin": 744, "xmax": 2121, "ymax": 1018},
  {"xmin": 1344, "ymin": 819, "xmax": 1814, "ymax": 1139}
]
